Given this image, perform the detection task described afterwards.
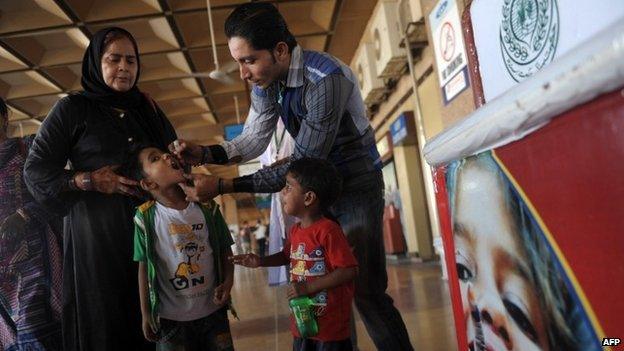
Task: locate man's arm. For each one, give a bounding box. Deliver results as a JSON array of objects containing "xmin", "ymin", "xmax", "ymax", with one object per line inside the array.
[
  {"xmin": 212, "ymin": 86, "xmax": 279, "ymax": 164},
  {"xmin": 231, "ymin": 74, "xmax": 354, "ymax": 194},
  {"xmin": 178, "ymin": 76, "xmax": 354, "ymax": 202}
]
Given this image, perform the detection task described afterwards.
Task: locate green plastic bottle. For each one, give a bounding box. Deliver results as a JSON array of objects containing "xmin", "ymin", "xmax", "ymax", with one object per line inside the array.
[{"xmin": 289, "ymin": 296, "xmax": 319, "ymax": 338}]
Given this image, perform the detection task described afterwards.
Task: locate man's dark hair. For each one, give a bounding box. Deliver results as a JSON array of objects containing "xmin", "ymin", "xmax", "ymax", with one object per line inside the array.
[
  {"xmin": 225, "ymin": 2, "xmax": 297, "ymax": 53},
  {"xmin": 287, "ymin": 158, "xmax": 343, "ymax": 211},
  {"xmin": 0, "ymin": 97, "xmax": 8, "ymax": 133}
]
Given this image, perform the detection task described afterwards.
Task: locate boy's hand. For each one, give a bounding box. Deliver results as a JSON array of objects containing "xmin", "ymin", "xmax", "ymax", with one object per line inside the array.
[
  {"xmin": 230, "ymin": 253, "xmax": 261, "ymax": 268},
  {"xmin": 287, "ymin": 282, "xmax": 309, "ymax": 299},
  {"xmin": 141, "ymin": 318, "xmax": 158, "ymax": 342},
  {"xmin": 213, "ymin": 281, "xmax": 232, "ymax": 305}
]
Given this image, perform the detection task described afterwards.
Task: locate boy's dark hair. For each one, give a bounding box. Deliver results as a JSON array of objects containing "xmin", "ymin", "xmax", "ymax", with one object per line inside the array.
[
  {"xmin": 287, "ymin": 158, "xmax": 342, "ymax": 210},
  {"xmin": 225, "ymin": 2, "xmax": 297, "ymax": 54},
  {"xmin": 0, "ymin": 97, "xmax": 8, "ymax": 133},
  {"xmin": 120, "ymin": 142, "xmax": 157, "ymax": 181}
]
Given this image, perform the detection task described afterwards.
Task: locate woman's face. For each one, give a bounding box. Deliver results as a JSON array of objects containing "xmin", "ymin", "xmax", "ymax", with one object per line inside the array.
[
  {"xmin": 453, "ymin": 163, "xmax": 549, "ymax": 351},
  {"xmin": 100, "ymin": 37, "xmax": 138, "ymax": 92}
]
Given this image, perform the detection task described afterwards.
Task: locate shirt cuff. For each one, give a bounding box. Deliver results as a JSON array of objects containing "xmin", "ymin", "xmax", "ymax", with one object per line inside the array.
[
  {"xmin": 206, "ymin": 145, "xmax": 229, "ymax": 165},
  {"xmin": 233, "ymin": 175, "xmax": 255, "ymax": 193}
]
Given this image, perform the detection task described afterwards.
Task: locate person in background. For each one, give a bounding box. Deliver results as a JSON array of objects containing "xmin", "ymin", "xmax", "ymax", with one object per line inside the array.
[
  {"xmin": 259, "ymin": 119, "xmax": 298, "ymax": 286},
  {"xmin": 232, "ymin": 158, "xmax": 357, "ymax": 351},
  {"xmin": 24, "ymin": 27, "xmax": 177, "ymax": 350},
  {"xmin": 254, "ymin": 219, "xmax": 267, "ymax": 257},
  {"xmin": 0, "ymin": 97, "xmax": 63, "ymax": 350},
  {"xmin": 240, "ymin": 221, "xmax": 251, "ymax": 254},
  {"xmin": 122, "ymin": 144, "xmax": 235, "ymax": 350}
]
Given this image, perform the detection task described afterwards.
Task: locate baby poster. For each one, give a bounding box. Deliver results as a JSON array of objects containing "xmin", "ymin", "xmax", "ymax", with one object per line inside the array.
[{"xmin": 435, "ymin": 89, "xmax": 624, "ymax": 351}]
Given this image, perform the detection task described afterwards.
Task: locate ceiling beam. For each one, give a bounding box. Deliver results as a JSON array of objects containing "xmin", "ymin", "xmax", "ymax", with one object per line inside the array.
[{"xmin": 157, "ymin": 0, "xmax": 219, "ymax": 123}]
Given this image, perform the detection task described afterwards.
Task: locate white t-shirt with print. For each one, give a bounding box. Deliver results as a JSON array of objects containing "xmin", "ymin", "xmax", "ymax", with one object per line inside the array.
[{"xmin": 153, "ymin": 202, "xmax": 219, "ymax": 321}]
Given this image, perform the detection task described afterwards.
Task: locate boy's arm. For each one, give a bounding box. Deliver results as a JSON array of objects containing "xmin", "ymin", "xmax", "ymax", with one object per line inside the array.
[
  {"xmin": 260, "ymin": 252, "xmax": 290, "ymax": 267},
  {"xmin": 289, "ymin": 267, "xmax": 357, "ymax": 298},
  {"xmin": 230, "ymin": 251, "xmax": 289, "ymax": 268},
  {"xmin": 138, "ymin": 262, "xmax": 158, "ymax": 341},
  {"xmin": 138, "ymin": 262, "xmax": 151, "ymax": 320},
  {"xmin": 214, "ymin": 247, "xmax": 234, "ymax": 306}
]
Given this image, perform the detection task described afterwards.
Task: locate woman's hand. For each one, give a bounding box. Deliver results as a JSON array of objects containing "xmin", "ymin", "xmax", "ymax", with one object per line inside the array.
[
  {"xmin": 229, "ymin": 253, "xmax": 261, "ymax": 268},
  {"xmin": 168, "ymin": 139, "xmax": 204, "ymax": 166},
  {"xmin": 78, "ymin": 165, "xmax": 139, "ymax": 196}
]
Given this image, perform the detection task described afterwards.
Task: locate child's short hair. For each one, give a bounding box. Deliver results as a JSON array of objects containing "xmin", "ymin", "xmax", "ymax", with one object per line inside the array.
[
  {"xmin": 287, "ymin": 158, "xmax": 342, "ymax": 210},
  {"xmin": 120, "ymin": 142, "xmax": 158, "ymax": 181}
]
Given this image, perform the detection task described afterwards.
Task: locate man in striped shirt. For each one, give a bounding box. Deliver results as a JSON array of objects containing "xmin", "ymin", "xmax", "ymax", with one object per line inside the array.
[{"xmin": 171, "ymin": 3, "xmax": 413, "ymax": 350}]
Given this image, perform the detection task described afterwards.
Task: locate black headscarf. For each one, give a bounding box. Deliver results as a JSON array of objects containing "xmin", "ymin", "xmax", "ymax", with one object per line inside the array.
[
  {"xmin": 79, "ymin": 27, "xmax": 176, "ymax": 150},
  {"xmin": 81, "ymin": 27, "xmax": 143, "ymax": 109}
]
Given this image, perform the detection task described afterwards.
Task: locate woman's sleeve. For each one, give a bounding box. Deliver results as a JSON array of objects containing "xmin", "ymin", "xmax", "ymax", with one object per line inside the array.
[{"xmin": 24, "ymin": 98, "xmax": 79, "ymax": 216}]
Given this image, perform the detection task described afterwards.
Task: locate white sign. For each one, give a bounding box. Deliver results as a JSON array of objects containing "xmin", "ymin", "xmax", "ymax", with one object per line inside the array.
[
  {"xmin": 430, "ymin": 0, "xmax": 469, "ymax": 103},
  {"xmin": 471, "ymin": 0, "xmax": 624, "ymax": 102}
]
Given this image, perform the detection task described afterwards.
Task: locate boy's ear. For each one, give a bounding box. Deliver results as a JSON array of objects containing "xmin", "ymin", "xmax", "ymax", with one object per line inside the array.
[
  {"xmin": 303, "ymin": 191, "xmax": 317, "ymax": 208},
  {"xmin": 140, "ymin": 178, "xmax": 157, "ymax": 191}
]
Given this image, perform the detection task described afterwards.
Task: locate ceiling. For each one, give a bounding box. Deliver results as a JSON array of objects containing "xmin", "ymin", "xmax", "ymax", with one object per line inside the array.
[{"xmin": 0, "ymin": 0, "xmax": 376, "ymax": 209}]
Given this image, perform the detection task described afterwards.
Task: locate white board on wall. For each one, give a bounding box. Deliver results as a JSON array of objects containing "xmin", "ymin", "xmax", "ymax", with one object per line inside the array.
[{"xmin": 471, "ymin": 0, "xmax": 624, "ymax": 102}]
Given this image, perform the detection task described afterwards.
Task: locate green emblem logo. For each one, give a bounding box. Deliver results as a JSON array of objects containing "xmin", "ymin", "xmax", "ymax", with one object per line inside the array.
[{"xmin": 500, "ymin": 0, "xmax": 559, "ymax": 82}]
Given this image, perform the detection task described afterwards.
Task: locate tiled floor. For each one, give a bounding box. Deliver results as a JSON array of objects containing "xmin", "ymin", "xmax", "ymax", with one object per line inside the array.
[{"xmin": 228, "ymin": 261, "xmax": 458, "ymax": 351}]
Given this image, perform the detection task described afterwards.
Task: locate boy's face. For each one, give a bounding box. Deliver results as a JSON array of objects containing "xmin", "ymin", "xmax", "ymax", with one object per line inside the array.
[
  {"xmin": 281, "ymin": 173, "xmax": 310, "ymax": 217},
  {"xmin": 139, "ymin": 147, "xmax": 185, "ymax": 190}
]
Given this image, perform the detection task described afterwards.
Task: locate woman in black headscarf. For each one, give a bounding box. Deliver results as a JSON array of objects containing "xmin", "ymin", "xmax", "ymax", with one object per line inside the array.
[{"xmin": 24, "ymin": 27, "xmax": 177, "ymax": 351}]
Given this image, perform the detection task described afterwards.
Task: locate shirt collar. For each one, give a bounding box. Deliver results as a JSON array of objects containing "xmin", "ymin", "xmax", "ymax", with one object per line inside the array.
[{"xmin": 285, "ymin": 45, "xmax": 304, "ymax": 88}]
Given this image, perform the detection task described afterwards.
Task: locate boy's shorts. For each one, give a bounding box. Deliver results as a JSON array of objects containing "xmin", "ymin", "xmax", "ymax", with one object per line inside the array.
[
  {"xmin": 157, "ymin": 307, "xmax": 234, "ymax": 351},
  {"xmin": 293, "ymin": 337, "xmax": 352, "ymax": 351}
]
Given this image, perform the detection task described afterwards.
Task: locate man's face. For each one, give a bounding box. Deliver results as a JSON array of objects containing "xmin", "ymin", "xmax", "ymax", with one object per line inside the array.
[{"xmin": 228, "ymin": 36, "xmax": 285, "ymax": 89}]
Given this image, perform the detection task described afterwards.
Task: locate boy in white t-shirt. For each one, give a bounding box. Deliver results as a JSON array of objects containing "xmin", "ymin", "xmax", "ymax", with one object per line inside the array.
[{"xmin": 123, "ymin": 144, "xmax": 235, "ymax": 351}]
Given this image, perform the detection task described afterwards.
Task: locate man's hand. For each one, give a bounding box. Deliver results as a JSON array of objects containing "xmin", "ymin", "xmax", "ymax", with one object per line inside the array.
[
  {"xmin": 0, "ymin": 212, "xmax": 26, "ymax": 241},
  {"xmin": 287, "ymin": 281, "xmax": 309, "ymax": 299},
  {"xmin": 168, "ymin": 139, "xmax": 204, "ymax": 166},
  {"xmin": 213, "ymin": 281, "xmax": 233, "ymax": 305},
  {"xmin": 141, "ymin": 317, "xmax": 158, "ymax": 342},
  {"xmin": 178, "ymin": 174, "xmax": 220, "ymax": 202},
  {"xmin": 229, "ymin": 253, "xmax": 261, "ymax": 268}
]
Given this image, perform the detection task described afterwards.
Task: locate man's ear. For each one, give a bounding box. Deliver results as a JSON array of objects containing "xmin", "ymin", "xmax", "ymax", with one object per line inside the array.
[
  {"xmin": 274, "ymin": 42, "xmax": 290, "ymax": 63},
  {"xmin": 303, "ymin": 191, "xmax": 317, "ymax": 208},
  {"xmin": 140, "ymin": 178, "xmax": 157, "ymax": 191}
]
